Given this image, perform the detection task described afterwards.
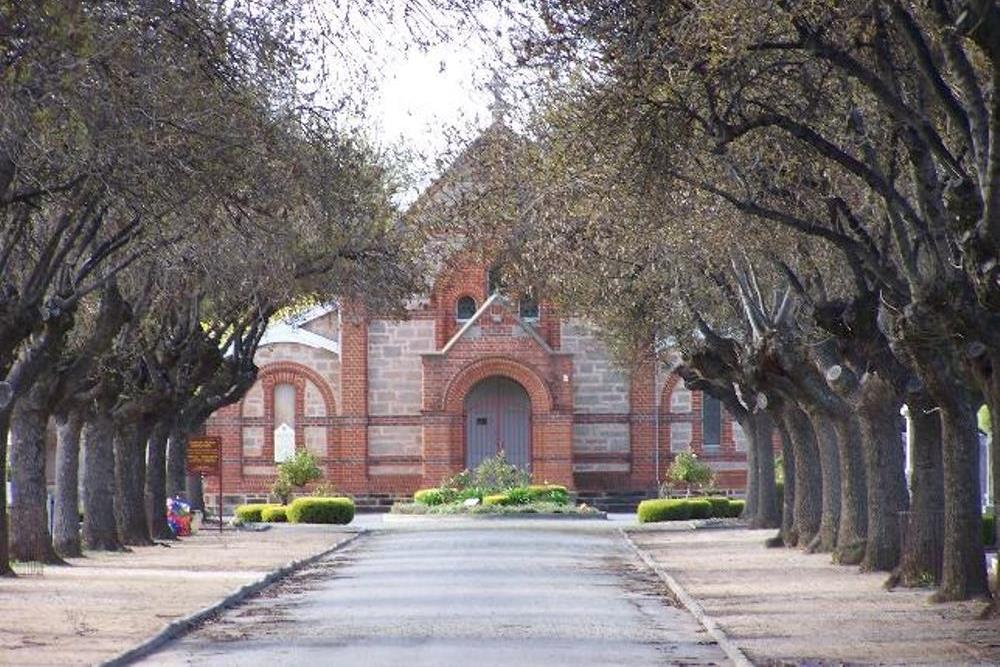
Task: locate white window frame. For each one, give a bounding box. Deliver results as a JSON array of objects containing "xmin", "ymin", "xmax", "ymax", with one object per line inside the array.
[
  {"xmin": 670, "ymin": 387, "xmax": 692, "ymax": 414},
  {"xmin": 732, "ymin": 421, "xmax": 749, "ymax": 452},
  {"xmin": 670, "ymin": 421, "xmax": 692, "ymax": 452}
]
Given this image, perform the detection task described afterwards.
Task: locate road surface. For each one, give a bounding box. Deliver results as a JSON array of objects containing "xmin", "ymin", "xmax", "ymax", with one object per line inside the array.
[{"xmin": 140, "ymin": 520, "xmax": 728, "ymax": 666}]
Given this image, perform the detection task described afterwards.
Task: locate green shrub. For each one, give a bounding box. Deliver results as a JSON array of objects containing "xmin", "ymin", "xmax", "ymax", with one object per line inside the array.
[
  {"xmin": 775, "ymin": 481, "xmax": 784, "ymax": 510},
  {"xmin": 505, "ymin": 487, "xmax": 532, "ymax": 505},
  {"xmin": 261, "ymin": 506, "xmax": 287, "ymax": 522},
  {"xmin": 705, "ymin": 497, "xmax": 730, "ymax": 518},
  {"xmin": 637, "ymin": 498, "xmax": 692, "ymax": 523},
  {"xmin": 666, "ymin": 451, "xmax": 714, "ymax": 492},
  {"xmin": 727, "ymin": 499, "xmax": 746, "ymax": 518},
  {"xmin": 272, "ymin": 450, "xmax": 324, "ymax": 504},
  {"xmin": 688, "ymin": 499, "xmax": 713, "ymax": 519},
  {"xmin": 526, "ymin": 485, "xmax": 569, "ymax": 504},
  {"xmin": 482, "ymin": 493, "xmax": 510, "ymax": 506},
  {"xmin": 984, "ymin": 511, "xmax": 996, "ymax": 546},
  {"xmin": 413, "ymin": 489, "xmax": 447, "ymax": 506},
  {"xmin": 286, "ymin": 497, "xmax": 354, "ymax": 524},
  {"xmin": 472, "ymin": 451, "xmax": 531, "ymax": 493},
  {"xmin": 234, "ymin": 503, "xmax": 278, "ymax": 523}
]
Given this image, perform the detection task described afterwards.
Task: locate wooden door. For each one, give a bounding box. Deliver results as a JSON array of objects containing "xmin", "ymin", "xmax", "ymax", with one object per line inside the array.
[{"xmin": 464, "ymin": 376, "xmax": 531, "ymax": 471}]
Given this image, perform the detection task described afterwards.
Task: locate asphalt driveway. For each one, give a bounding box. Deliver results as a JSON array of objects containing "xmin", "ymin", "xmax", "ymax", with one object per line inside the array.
[{"xmin": 139, "ymin": 520, "xmax": 728, "ymax": 666}]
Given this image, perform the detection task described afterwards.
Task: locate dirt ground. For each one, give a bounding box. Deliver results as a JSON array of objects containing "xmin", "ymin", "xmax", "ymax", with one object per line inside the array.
[
  {"xmin": 629, "ymin": 527, "xmax": 1000, "ymax": 666},
  {"xmin": 0, "ymin": 524, "xmax": 358, "ymax": 666}
]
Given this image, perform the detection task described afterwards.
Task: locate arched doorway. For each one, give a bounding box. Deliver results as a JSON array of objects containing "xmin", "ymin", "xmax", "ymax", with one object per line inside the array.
[{"xmin": 464, "ymin": 376, "xmax": 531, "ymax": 470}]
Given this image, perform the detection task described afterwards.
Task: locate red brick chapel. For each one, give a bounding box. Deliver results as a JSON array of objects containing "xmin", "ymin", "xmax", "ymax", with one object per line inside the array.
[{"xmin": 203, "ymin": 125, "xmax": 752, "ymax": 509}]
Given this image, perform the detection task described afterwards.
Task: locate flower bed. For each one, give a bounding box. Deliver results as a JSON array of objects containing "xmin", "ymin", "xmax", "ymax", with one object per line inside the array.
[{"xmin": 391, "ymin": 452, "xmax": 599, "ymax": 518}]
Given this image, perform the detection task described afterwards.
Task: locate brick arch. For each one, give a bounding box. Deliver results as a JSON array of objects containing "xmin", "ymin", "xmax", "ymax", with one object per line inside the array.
[
  {"xmin": 660, "ymin": 372, "xmax": 686, "ymax": 412},
  {"xmin": 255, "ymin": 361, "xmax": 337, "ymax": 416},
  {"xmin": 442, "ymin": 357, "xmax": 553, "ymax": 414}
]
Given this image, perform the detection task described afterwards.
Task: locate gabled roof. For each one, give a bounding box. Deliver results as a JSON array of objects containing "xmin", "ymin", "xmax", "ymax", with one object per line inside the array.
[
  {"xmin": 432, "ymin": 292, "xmax": 553, "ymax": 356},
  {"xmin": 257, "ymin": 303, "xmax": 340, "ymax": 355},
  {"xmin": 405, "ymin": 121, "xmax": 530, "ymax": 222}
]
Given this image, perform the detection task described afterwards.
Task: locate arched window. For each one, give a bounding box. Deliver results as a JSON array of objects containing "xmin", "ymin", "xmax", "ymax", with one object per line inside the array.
[
  {"xmin": 519, "ymin": 295, "xmax": 539, "ymax": 321},
  {"xmin": 456, "ymin": 295, "xmax": 477, "ymax": 321},
  {"xmin": 702, "ymin": 393, "xmax": 722, "ymax": 450},
  {"xmin": 273, "ymin": 383, "xmax": 297, "ymax": 462}
]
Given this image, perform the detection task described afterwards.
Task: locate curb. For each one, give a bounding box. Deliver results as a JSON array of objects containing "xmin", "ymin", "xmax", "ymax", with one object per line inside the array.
[
  {"xmin": 101, "ymin": 530, "xmax": 367, "ymax": 666},
  {"xmin": 619, "ymin": 528, "xmax": 754, "ymax": 667},
  {"xmin": 382, "ymin": 511, "xmax": 608, "ymax": 523}
]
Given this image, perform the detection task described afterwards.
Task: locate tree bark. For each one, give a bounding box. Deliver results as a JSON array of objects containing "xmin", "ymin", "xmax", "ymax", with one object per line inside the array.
[
  {"xmin": 781, "ymin": 404, "xmax": 822, "ymax": 546},
  {"xmin": 857, "ymin": 373, "xmax": 909, "ymax": 572},
  {"xmin": 743, "ymin": 413, "xmax": 760, "ymax": 522},
  {"xmin": 777, "ymin": 418, "xmax": 798, "ymax": 546},
  {"xmin": 166, "ymin": 426, "xmax": 188, "ymax": 499},
  {"xmin": 899, "ymin": 393, "xmax": 944, "ymax": 586},
  {"xmin": 114, "ymin": 422, "xmax": 153, "ymax": 546},
  {"xmin": 936, "ymin": 400, "xmax": 990, "ymax": 600},
  {"xmin": 82, "ymin": 414, "xmax": 123, "ymax": 551},
  {"xmin": 805, "ymin": 412, "xmax": 842, "ymax": 553},
  {"xmin": 145, "ymin": 420, "xmax": 174, "ymax": 540},
  {"xmin": 8, "ymin": 385, "xmax": 62, "ymax": 564},
  {"xmin": 0, "ymin": 414, "xmax": 13, "ymax": 575},
  {"xmin": 750, "ymin": 412, "xmax": 780, "ymax": 528},
  {"xmin": 830, "ymin": 413, "xmax": 869, "ymax": 564},
  {"xmin": 52, "ymin": 410, "xmax": 84, "ymax": 558}
]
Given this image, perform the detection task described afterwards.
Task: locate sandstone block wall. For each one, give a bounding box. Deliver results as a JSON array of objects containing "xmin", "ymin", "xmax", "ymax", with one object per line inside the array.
[
  {"xmin": 560, "ymin": 318, "xmax": 630, "ymax": 413},
  {"xmin": 367, "ymin": 319, "xmax": 435, "ymax": 415},
  {"xmin": 572, "ymin": 423, "xmax": 629, "ymax": 453}
]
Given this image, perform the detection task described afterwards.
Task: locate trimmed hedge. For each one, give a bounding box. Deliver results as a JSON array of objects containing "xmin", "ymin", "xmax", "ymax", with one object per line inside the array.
[
  {"xmin": 261, "ymin": 506, "xmax": 287, "ymax": 522},
  {"xmin": 286, "ymin": 497, "xmax": 355, "ymax": 524},
  {"xmin": 705, "ymin": 497, "xmax": 730, "ymax": 517},
  {"xmin": 526, "ymin": 485, "xmax": 569, "ymax": 504},
  {"xmin": 688, "ymin": 499, "xmax": 713, "ymax": 519},
  {"xmin": 482, "ymin": 493, "xmax": 509, "ymax": 506},
  {"xmin": 414, "ymin": 489, "xmax": 447, "ymax": 506},
  {"xmin": 234, "ymin": 503, "xmax": 279, "ymax": 523},
  {"xmin": 638, "ymin": 499, "xmax": 692, "ymax": 522},
  {"xmin": 727, "ymin": 499, "xmax": 746, "ymax": 518},
  {"xmin": 637, "ymin": 497, "xmax": 745, "ymax": 523}
]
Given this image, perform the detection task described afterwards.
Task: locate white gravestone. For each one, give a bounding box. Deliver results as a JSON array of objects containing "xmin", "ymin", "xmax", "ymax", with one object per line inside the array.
[{"xmin": 274, "ymin": 423, "xmax": 295, "ymax": 463}]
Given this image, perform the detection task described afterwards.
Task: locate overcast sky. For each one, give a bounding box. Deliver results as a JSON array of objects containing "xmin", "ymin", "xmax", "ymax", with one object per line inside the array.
[{"xmin": 318, "ymin": 2, "xmax": 518, "ymax": 204}]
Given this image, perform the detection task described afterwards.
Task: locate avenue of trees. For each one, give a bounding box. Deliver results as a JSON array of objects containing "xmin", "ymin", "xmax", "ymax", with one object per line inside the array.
[
  {"xmin": 443, "ymin": 0, "xmax": 998, "ymax": 602},
  {"xmin": 0, "ymin": 2, "xmax": 421, "ymax": 575}
]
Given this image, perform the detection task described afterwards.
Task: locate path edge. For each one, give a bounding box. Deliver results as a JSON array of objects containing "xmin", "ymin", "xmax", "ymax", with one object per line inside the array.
[
  {"xmin": 101, "ymin": 529, "xmax": 367, "ymax": 667},
  {"xmin": 619, "ymin": 527, "xmax": 754, "ymax": 667}
]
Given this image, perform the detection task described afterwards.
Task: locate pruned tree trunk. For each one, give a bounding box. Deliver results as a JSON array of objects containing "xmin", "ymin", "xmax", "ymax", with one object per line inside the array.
[
  {"xmin": 0, "ymin": 413, "xmax": 12, "ymax": 576},
  {"xmin": 857, "ymin": 373, "xmax": 909, "ymax": 572},
  {"xmin": 830, "ymin": 413, "xmax": 868, "ymax": 564},
  {"xmin": 114, "ymin": 422, "xmax": 153, "ymax": 546},
  {"xmin": 781, "ymin": 404, "xmax": 821, "ymax": 546},
  {"xmin": 806, "ymin": 412, "xmax": 842, "ymax": 553},
  {"xmin": 52, "ymin": 410, "xmax": 84, "ymax": 558},
  {"xmin": 743, "ymin": 414, "xmax": 760, "ymax": 522},
  {"xmin": 749, "ymin": 412, "xmax": 780, "ymax": 528},
  {"xmin": 936, "ymin": 400, "xmax": 990, "ymax": 600},
  {"xmin": 898, "ymin": 392, "xmax": 944, "ymax": 586},
  {"xmin": 777, "ymin": 419, "xmax": 797, "ymax": 546},
  {"xmin": 8, "ymin": 385, "xmax": 62, "ymax": 564},
  {"xmin": 145, "ymin": 420, "xmax": 174, "ymax": 540},
  {"xmin": 166, "ymin": 425, "xmax": 188, "ymax": 499},
  {"xmin": 82, "ymin": 413, "xmax": 123, "ymax": 551}
]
